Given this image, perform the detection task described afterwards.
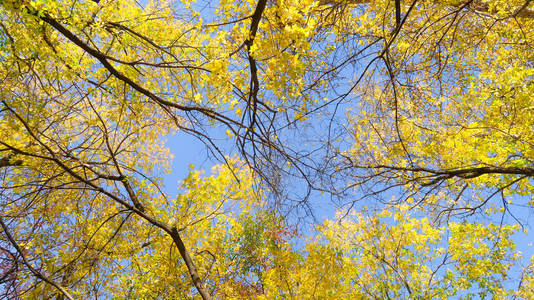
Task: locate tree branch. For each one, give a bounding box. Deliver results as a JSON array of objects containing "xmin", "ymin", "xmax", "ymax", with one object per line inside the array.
[
  {"xmin": 0, "ymin": 156, "xmax": 22, "ymax": 169},
  {"xmin": 355, "ymin": 164, "xmax": 534, "ymax": 186},
  {"xmin": 0, "ymin": 217, "xmax": 75, "ymax": 300}
]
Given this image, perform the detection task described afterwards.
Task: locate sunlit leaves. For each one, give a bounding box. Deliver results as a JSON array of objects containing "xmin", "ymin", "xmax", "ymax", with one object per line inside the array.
[
  {"xmin": 1, "ymin": 0, "xmax": 533, "ymax": 298},
  {"xmin": 347, "ymin": 0, "xmax": 534, "ymax": 203},
  {"xmin": 270, "ymin": 206, "xmax": 520, "ymax": 299}
]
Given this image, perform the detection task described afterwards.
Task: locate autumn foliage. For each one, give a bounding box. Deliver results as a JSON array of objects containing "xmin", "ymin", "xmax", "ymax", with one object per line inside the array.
[{"xmin": 0, "ymin": 0, "xmax": 533, "ymax": 298}]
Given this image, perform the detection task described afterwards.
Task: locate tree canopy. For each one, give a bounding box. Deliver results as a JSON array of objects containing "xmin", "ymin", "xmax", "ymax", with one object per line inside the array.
[{"xmin": 0, "ymin": 0, "xmax": 533, "ymax": 298}]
